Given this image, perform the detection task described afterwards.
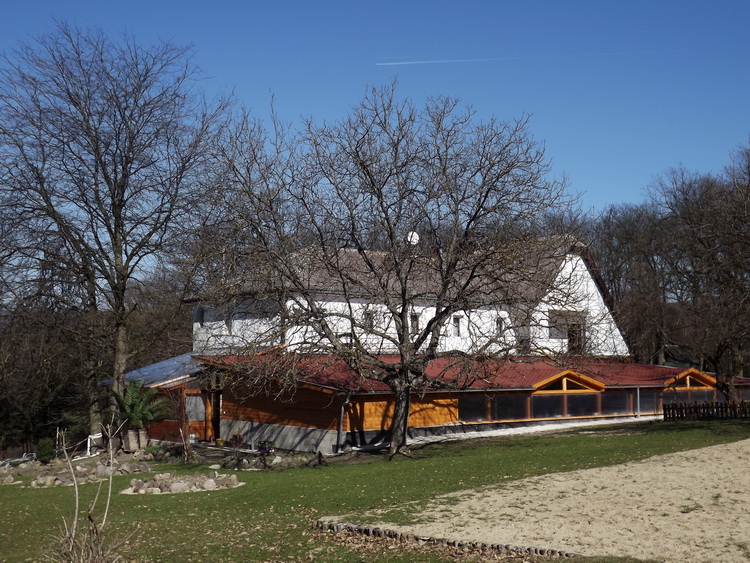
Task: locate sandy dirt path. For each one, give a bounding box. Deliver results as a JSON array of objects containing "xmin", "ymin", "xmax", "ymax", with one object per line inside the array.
[{"xmin": 380, "ymin": 439, "xmax": 750, "ymax": 562}]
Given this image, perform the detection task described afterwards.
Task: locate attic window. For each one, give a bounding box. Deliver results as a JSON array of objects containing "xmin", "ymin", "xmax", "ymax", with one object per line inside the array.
[{"xmin": 549, "ymin": 311, "xmax": 587, "ymax": 354}]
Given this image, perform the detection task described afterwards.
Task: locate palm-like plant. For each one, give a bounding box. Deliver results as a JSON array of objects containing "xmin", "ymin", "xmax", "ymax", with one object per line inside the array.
[{"xmin": 114, "ymin": 380, "xmax": 168, "ymax": 431}]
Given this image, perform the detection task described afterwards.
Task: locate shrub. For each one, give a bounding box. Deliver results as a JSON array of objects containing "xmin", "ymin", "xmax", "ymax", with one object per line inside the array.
[{"xmin": 36, "ymin": 437, "xmax": 55, "ymax": 464}]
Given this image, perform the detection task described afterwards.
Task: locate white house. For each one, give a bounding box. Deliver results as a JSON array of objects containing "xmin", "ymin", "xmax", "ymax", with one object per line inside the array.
[{"xmin": 192, "ymin": 243, "xmax": 629, "ymax": 359}]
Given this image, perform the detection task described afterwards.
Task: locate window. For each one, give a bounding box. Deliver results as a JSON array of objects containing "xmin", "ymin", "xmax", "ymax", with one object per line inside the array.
[
  {"xmin": 194, "ymin": 306, "xmax": 205, "ymax": 327},
  {"xmin": 363, "ymin": 311, "xmax": 375, "ymax": 331},
  {"xmin": 452, "ymin": 316, "xmax": 462, "ymax": 337},
  {"xmin": 458, "ymin": 396, "xmax": 488, "ymax": 422},
  {"xmin": 410, "ymin": 312, "xmax": 420, "ymax": 336},
  {"xmin": 495, "ymin": 316, "xmax": 504, "ymax": 336},
  {"xmin": 549, "ymin": 311, "xmax": 586, "ymax": 354}
]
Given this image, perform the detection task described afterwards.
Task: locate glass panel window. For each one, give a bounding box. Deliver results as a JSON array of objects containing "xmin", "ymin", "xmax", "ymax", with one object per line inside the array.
[
  {"xmin": 567, "ymin": 394, "xmax": 599, "ymax": 416},
  {"xmin": 602, "ymin": 392, "xmax": 630, "ymax": 415},
  {"xmin": 458, "ymin": 396, "xmax": 488, "ymax": 422},
  {"xmin": 492, "ymin": 395, "xmax": 527, "ymax": 420},
  {"xmin": 638, "ymin": 390, "xmax": 660, "ymax": 414},
  {"xmin": 185, "ymin": 395, "xmax": 205, "ymax": 422},
  {"xmin": 532, "ymin": 394, "xmax": 564, "ymax": 418}
]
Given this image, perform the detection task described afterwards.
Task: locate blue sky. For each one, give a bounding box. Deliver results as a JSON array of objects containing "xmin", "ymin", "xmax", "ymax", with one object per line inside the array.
[{"xmin": 2, "ymin": 1, "xmax": 749, "ymax": 212}]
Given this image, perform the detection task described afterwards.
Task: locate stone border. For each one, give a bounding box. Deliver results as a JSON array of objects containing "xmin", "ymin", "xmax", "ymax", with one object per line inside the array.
[{"xmin": 314, "ymin": 519, "xmax": 581, "ymax": 559}]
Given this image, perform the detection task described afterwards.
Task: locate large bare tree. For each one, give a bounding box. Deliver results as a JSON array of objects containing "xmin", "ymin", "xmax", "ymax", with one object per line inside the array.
[
  {"xmin": 585, "ymin": 142, "xmax": 750, "ymax": 401},
  {"xmin": 0, "ymin": 23, "xmax": 226, "ymax": 415},
  {"xmin": 201, "ymin": 85, "xmax": 575, "ymax": 455},
  {"xmin": 652, "ymin": 160, "xmax": 750, "ymax": 400}
]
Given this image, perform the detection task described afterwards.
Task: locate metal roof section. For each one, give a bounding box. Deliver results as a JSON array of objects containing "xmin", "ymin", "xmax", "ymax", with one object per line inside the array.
[{"xmin": 125, "ymin": 353, "xmax": 203, "ymax": 388}]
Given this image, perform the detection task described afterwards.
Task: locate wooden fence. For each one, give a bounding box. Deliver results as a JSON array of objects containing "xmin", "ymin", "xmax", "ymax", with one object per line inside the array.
[{"xmin": 663, "ymin": 401, "xmax": 750, "ymax": 421}]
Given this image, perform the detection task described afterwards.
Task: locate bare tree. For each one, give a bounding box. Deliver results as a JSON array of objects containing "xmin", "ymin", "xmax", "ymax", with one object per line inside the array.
[
  {"xmin": 200, "ymin": 85, "xmax": 577, "ymax": 455},
  {"xmin": 586, "ymin": 141, "xmax": 750, "ymax": 401},
  {"xmin": 0, "ymin": 23, "xmax": 227, "ymax": 414},
  {"xmin": 651, "ymin": 160, "xmax": 750, "ymax": 400},
  {"xmin": 583, "ymin": 203, "xmax": 675, "ymax": 363}
]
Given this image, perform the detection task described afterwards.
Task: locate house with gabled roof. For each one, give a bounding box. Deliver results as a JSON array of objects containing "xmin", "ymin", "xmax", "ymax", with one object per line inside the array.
[
  {"xmin": 127, "ymin": 241, "xmax": 749, "ymax": 452},
  {"xmin": 192, "ymin": 241, "xmax": 629, "ymax": 358}
]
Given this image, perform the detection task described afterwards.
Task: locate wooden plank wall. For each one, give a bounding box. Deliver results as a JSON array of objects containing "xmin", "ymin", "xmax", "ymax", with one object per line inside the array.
[
  {"xmin": 346, "ymin": 395, "xmax": 458, "ymax": 431},
  {"xmin": 222, "ymin": 386, "xmax": 341, "ymax": 430}
]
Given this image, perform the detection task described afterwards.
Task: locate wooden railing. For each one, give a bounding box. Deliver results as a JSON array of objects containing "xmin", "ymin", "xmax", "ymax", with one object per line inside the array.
[{"xmin": 663, "ymin": 401, "xmax": 750, "ymax": 421}]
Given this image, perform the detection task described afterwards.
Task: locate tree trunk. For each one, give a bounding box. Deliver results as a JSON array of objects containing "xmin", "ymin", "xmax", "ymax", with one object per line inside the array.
[
  {"xmin": 717, "ymin": 375, "xmax": 738, "ymax": 402},
  {"xmin": 112, "ymin": 321, "xmax": 128, "ymax": 402},
  {"xmin": 388, "ymin": 383, "xmax": 411, "ymax": 456}
]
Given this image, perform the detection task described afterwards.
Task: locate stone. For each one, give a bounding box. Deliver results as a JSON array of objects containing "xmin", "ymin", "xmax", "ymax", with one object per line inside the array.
[
  {"xmin": 169, "ymin": 481, "xmax": 189, "ymax": 494},
  {"xmin": 202, "ymin": 479, "xmax": 217, "ymax": 490},
  {"xmin": 147, "ymin": 487, "xmax": 161, "ymax": 494},
  {"xmin": 208, "ymin": 464, "xmax": 221, "ymax": 470}
]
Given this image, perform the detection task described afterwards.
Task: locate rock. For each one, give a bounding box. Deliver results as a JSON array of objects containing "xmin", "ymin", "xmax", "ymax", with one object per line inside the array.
[
  {"xmin": 147, "ymin": 487, "xmax": 161, "ymax": 494},
  {"xmin": 139, "ymin": 462, "xmax": 151, "ymax": 473},
  {"xmin": 203, "ymin": 479, "xmax": 217, "ymax": 490},
  {"xmin": 208, "ymin": 464, "xmax": 221, "ymax": 470},
  {"xmin": 2, "ymin": 475, "xmax": 14, "ymax": 484},
  {"xmin": 119, "ymin": 463, "xmax": 134, "ymax": 475},
  {"xmin": 96, "ymin": 464, "xmax": 106, "ymax": 477},
  {"xmin": 270, "ymin": 455, "xmax": 283, "ymax": 465},
  {"xmin": 43, "ymin": 476, "xmax": 57, "ymax": 487},
  {"xmin": 169, "ymin": 481, "xmax": 189, "ymax": 494}
]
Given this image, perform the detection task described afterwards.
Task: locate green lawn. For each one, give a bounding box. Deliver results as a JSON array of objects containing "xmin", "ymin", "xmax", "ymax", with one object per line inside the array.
[{"xmin": 1, "ymin": 420, "xmax": 749, "ymax": 562}]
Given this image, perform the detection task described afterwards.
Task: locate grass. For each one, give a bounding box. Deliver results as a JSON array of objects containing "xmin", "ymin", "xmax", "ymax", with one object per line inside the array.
[{"xmin": 1, "ymin": 419, "xmax": 749, "ymax": 562}]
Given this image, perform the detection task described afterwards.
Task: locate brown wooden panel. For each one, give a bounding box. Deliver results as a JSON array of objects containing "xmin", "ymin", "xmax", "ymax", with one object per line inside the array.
[
  {"xmin": 345, "ymin": 394, "xmax": 458, "ymax": 431},
  {"xmin": 222, "ymin": 387, "xmax": 340, "ymax": 430}
]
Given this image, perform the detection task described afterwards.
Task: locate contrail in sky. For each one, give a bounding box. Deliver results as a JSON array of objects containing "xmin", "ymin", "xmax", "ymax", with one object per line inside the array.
[
  {"xmin": 375, "ymin": 50, "xmax": 677, "ymax": 66},
  {"xmin": 376, "ymin": 58, "xmax": 501, "ymax": 66}
]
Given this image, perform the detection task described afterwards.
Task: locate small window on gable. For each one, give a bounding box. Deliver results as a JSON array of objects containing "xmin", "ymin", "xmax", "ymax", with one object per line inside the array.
[{"xmin": 495, "ymin": 316, "xmax": 504, "ymax": 336}]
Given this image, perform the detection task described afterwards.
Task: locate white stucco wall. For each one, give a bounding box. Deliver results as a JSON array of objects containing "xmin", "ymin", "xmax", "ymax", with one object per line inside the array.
[{"xmin": 193, "ymin": 253, "xmax": 629, "ymax": 358}]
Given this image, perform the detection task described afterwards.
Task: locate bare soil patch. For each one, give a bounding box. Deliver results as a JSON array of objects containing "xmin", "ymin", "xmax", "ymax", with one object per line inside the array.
[{"xmin": 371, "ymin": 439, "xmax": 750, "ymax": 562}]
